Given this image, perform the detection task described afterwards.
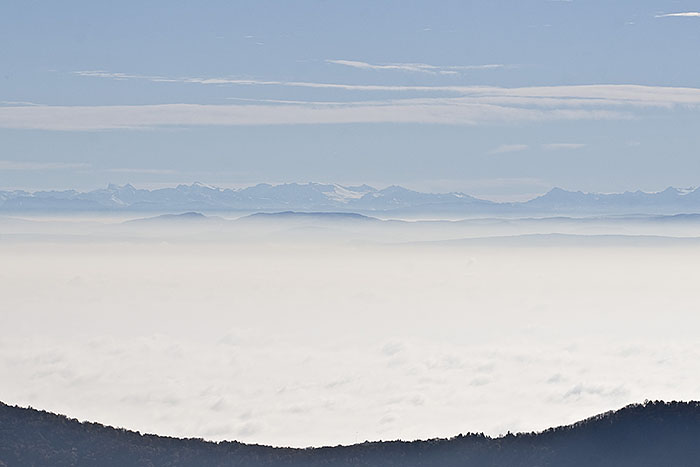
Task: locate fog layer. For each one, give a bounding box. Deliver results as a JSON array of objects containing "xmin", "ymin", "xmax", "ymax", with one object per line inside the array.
[{"xmin": 2, "ymin": 214, "xmax": 699, "ymax": 446}]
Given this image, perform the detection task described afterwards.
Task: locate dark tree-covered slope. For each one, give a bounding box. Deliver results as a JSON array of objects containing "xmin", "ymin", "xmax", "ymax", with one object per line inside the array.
[{"xmin": 2, "ymin": 401, "xmax": 700, "ymax": 466}]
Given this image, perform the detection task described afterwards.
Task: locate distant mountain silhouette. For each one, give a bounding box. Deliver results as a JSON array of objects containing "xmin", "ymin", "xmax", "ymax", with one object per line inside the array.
[
  {"xmin": 2, "ymin": 401, "xmax": 700, "ymax": 466},
  {"xmin": 242, "ymin": 211, "xmax": 378, "ymax": 222},
  {"xmin": 124, "ymin": 212, "xmax": 218, "ymax": 224},
  {"xmin": 5, "ymin": 182, "xmax": 700, "ymax": 215},
  {"xmin": 524, "ymin": 186, "xmax": 700, "ymax": 215}
]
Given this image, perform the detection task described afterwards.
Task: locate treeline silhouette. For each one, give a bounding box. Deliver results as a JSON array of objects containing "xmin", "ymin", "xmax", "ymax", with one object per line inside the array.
[{"xmin": 2, "ymin": 400, "xmax": 700, "ymax": 466}]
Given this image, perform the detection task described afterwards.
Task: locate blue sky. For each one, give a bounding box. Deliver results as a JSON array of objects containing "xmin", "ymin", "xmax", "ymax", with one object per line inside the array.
[{"xmin": 2, "ymin": 0, "xmax": 700, "ymax": 199}]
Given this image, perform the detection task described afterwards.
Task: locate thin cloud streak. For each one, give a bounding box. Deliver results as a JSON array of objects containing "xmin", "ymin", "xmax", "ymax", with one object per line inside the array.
[
  {"xmin": 0, "ymin": 102, "xmax": 631, "ymax": 131},
  {"xmin": 655, "ymin": 12, "xmax": 700, "ymax": 18},
  {"xmin": 74, "ymin": 70, "xmax": 448, "ymax": 91},
  {"xmin": 225, "ymin": 97, "xmax": 351, "ymax": 105},
  {"xmin": 9, "ymin": 77, "xmax": 700, "ymax": 130},
  {"xmin": 326, "ymin": 59, "xmax": 506, "ymax": 75},
  {"xmin": 543, "ymin": 143, "xmax": 586, "ymax": 150},
  {"xmin": 73, "ymin": 71, "xmax": 700, "ymax": 106}
]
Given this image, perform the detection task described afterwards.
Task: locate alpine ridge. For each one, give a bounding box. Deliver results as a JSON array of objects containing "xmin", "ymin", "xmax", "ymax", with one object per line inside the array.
[{"xmin": 3, "ymin": 183, "xmax": 700, "ymax": 215}]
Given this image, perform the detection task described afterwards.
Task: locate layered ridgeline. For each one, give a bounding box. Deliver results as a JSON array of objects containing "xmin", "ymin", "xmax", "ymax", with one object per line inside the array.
[
  {"xmin": 4, "ymin": 183, "xmax": 700, "ymax": 215},
  {"xmin": 1, "ymin": 401, "xmax": 700, "ymax": 466}
]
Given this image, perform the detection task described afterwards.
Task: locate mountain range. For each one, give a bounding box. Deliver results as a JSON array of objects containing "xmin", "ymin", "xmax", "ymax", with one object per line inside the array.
[
  {"xmin": 2, "ymin": 400, "xmax": 700, "ymax": 466},
  {"xmin": 3, "ymin": 182, "xmax": 700, "ymax": 215}
]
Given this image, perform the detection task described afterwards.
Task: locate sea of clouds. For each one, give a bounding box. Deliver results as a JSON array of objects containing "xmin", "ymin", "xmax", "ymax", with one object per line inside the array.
[{"xmin": 2, "ymin": 216, "xmax": 700, "ymax": 446}]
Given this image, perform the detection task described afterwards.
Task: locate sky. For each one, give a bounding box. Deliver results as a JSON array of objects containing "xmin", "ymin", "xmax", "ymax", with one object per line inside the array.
[{"xmin": 2, "ymin": 0, "xmax": 700, "ymax": 199}]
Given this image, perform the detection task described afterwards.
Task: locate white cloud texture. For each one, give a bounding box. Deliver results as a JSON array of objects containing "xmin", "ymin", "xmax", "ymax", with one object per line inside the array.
[
  {"xmin": 71, "ymin": 70, "xmax": 700, "ymax": 105},
  {"xmin": 655, "ymin": 12, "xmax": 700, "ymax": 18},
  {"xmin": 326, "ymin": 59, "xmax": 506, "ymax": 75},
  {"xmin": 0, "ymin": 101, "xmax": 631, "ymax": 131},
  {"xmin": 4, "ymin": 83, "xmax": 700, "ymax": 130},
  {"xmin": 489, "ymin": 144, "xmax": 529, "ymax": 154},
  {"xmin": 3, "ymin": 226, "xmax": 700, "ymax": 447},
  {"xmin": 542, "ymin": 143, "xmax": 586, "ymax": 150}
]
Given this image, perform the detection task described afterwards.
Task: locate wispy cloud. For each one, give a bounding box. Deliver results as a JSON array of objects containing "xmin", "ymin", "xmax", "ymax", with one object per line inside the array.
[
  {"xmin": 542, "ymin": 143, "xmax": 586, "ymax": 150},
  {"xmin": 7, "ymin": 77, "xmax": 700, "ymax": 130},
  {"xmin": 72, "ymin": 70, "xmax": 700, "ymax": 106},
  {"xmin": 489, "ymin": 144, "xmax": 529, "ymax": 154},
  {"xmin": 74, "ymin": 70, "xmax": 454, "ymax": 91},
  {"xmin": 0, "ymin": 101, "xmax": 631, "ymax": 131},
  {"xmin": 74, "ymin": 71, "xmax": 156, "ymax": 80},
  {"xmin": 77, "ymin": 61, "xmax": 509, "ymax": 82},
  {"xmin": 225, "ymin": 97, "xmax": 350, "ymax": 105},
  {"xmin": 0, "ymin": 160, "xmax": 90, "ymax": 170},
  {"xmin": 326, "ymin": 59, "xmax": 506, "ymax": 75},
  {"xmin": 655, "ymin": 12, "xmax": 700, "ymax": 18}
]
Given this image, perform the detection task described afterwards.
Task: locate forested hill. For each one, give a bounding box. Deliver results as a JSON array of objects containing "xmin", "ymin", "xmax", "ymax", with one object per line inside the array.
[{"xmin": 2, "ymin": 401, "xmax": 700, "ymax": 467}]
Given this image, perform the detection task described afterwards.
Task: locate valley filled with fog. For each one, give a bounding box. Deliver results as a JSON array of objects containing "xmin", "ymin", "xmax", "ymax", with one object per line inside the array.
[{"xmin": 2, "ymin": 212, "xmax": 700, "ymax": 446}]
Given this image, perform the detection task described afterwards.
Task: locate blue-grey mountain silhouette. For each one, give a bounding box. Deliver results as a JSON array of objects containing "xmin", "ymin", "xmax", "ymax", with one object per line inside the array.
[{"xmin": 5, "ymin": 183, "xmax": 700, "ymax": 215}]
